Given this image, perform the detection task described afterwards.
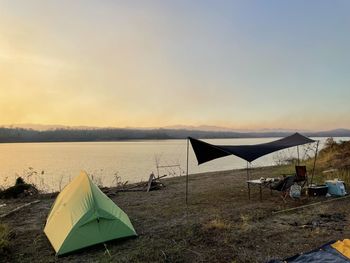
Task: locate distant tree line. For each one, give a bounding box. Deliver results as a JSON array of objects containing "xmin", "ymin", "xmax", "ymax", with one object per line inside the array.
[
  {"xmin": 0, "ymin": 127, "xmax": 249, "ymax": 142},
  {"xmin": 0, "ymin": 127, "xmax": 349, "ymax": 143}
]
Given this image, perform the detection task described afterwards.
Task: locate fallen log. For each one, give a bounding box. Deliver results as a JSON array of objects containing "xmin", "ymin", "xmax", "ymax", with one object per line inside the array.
[
  {"xmin": 272, "ymin": 195, "xmax": 350, "ymax": 215},
  {"xmin": 0, "ymin": 200, "xmax": 41, "ymax": 219},
  {"xmin": 113, "ymin": 173, "xmax": 165, "ymax": 193}
]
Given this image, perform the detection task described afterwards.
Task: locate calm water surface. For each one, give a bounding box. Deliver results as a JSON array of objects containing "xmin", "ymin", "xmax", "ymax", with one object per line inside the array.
[{"xmin": 0, "ymin": 137, "xmax": 348, "ymax": 191}]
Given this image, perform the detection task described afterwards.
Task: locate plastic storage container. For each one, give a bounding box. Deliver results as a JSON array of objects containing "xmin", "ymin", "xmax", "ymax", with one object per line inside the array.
[{"xmin": 325, "ymin": 180, "xmax": 347, "ymax": 196}]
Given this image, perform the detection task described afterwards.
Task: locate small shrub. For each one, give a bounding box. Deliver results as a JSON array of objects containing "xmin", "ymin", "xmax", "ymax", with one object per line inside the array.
[
  {"xmin": 15, "ymin": 177, "xmax": 25, "ymax": 186},
  {"xmin": 0, "ymin": 176, "xmax": 38, "ymax": 199}
]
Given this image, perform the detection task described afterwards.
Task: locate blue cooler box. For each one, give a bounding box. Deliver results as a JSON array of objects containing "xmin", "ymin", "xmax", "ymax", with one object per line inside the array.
[{"xmin": 325, "ymin": 180, "xmax": 347, "ymax": 196}]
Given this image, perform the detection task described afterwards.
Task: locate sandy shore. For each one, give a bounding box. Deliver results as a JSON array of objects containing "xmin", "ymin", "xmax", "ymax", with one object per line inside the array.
[{"xmin": 1, "ymin": 166, "xmax": 350, "ymax": 262}]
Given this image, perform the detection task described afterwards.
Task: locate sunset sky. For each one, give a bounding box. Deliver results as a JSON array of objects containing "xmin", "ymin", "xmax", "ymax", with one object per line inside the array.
[{"xmin": 1, "ymin": 1, "xmax": 349, "ymax": 130}]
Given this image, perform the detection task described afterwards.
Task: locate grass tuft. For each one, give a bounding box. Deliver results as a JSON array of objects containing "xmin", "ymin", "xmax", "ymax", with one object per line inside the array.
[
  {"xmin": 0, "ymin": 223, "xmax": 10, "ymax": 254},
  {"xmin": 203, "ymin": 218, "xmax": 230, "ymax": 231}
]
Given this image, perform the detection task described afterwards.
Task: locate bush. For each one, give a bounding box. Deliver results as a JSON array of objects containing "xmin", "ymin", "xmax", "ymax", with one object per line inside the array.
[
  {"xmin": 317, "ymin": 138, "xmax": 350, "ymax": 169},
  {"xmin": 0, "ymin": 177, "xmax": 38, "ymax": 199},
  {"xmin": 15, "ymin": 177, "xmax": 25, "ymax": 186}
]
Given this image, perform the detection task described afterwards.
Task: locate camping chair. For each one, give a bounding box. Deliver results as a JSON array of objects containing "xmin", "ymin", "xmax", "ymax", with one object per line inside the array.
[
  {"xmin": 294, "ymin": 165, "xmax": 308, "ymax": 187},
  {"xmin": 270, "ymin": 175, "xmax": 296, "ymax": 201},
  {"xmin": 271, "ymin": 166, "xmax": 308, "ymax": 201}
]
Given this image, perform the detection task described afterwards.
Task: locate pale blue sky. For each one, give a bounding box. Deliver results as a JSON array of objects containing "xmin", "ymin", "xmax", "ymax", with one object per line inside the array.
[{"xmin": 0, "ymin": 1, "xmax": 349, "ymax": 130}]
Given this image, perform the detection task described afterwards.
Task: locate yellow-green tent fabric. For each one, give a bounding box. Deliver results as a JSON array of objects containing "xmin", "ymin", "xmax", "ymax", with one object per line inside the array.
[
  {"xmin": 332, "ymin": 239, "xmax": 350, "ymax": 259},
  {"xmin": 44, "ymin": 171, "xmax": 137, "ymax": 255}
]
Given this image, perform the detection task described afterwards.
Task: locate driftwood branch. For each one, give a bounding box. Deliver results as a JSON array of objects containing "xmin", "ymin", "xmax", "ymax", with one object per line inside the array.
[
  {"xmin": 272, "ymin": 195, "xmax": 350, "ymax": 215},
  {"xmin": 0, "ymin": 200, "xmax": 41, "ymax": 219},
  {"xmin": 147, "ymin": 174, "xmax": 155, "ymax": 192},
  {"xmin": 112, "ymin": 173, "xmax": 166, "ymax": 193}
]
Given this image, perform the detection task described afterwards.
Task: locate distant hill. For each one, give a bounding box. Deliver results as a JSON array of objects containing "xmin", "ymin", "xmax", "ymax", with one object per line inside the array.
[
  {"xmin": 309, "ymin": 129, "xmax": 350, "ymax": 137},
  {"xmin": 0, "ymin": 127, "xmax": 349, "ymax": 143}
]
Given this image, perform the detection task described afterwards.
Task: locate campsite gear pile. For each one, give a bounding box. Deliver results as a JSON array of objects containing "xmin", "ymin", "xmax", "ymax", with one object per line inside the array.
[
  {"xmin": 44, "ymin": 171, "xmax": 137, "ymax": 256},
  {"xmin": 307, "ymin": 179, "xmax": 347, "ymax": 197},
  {"xmin": 268, "ymin": 239, "xmax": 350, "ymax": 263},
  {"xmin": 289, "ymin": 183, "xmax": 301, "ymax": 198}
]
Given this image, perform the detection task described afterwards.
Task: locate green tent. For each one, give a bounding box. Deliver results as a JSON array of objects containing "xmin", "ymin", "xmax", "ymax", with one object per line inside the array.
[{"xmin": 44, "ymin": 171, "xmax": 137, "ymax": 255}]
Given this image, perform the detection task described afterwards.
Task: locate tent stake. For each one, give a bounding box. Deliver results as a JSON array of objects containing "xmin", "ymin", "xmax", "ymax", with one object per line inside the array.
[
  {"xmin": 310, "ymin": 140, "xmax": 320, "ymax": 185},
  {"xmin": 186, "ymin": 138, "xmax": 189, "ymax": 205}
]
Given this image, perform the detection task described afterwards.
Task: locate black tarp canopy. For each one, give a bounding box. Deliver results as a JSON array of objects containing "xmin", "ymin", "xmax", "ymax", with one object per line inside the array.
[
  {"xmin": 185, "ymin": 133, "xmax": 317, "ymax": 204},
  {"xmin": 189, "ymin": 132, "xmax": 315, "ymax": 164}
]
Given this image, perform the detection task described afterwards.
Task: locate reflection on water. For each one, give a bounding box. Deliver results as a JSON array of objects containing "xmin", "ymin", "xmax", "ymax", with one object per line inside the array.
[{"xmin": 0, "ymin": 137, "xmax": 348, "ymax": 192}]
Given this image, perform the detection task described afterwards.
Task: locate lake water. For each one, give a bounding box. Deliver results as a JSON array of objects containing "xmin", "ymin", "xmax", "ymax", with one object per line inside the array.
[{"xmin": 0, "ymin": 137, "xmax": 348, "ymax": 192}]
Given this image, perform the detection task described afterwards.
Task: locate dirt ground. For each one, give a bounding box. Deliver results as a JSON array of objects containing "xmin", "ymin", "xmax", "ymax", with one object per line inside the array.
[{"xmin": 1, "ymin": 167, "xmax": 350, "ymax": 263}]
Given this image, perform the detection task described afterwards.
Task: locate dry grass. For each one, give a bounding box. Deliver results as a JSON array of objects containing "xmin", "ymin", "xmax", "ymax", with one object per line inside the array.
[
  {"xmin": 0, "ymin": 223, "xmax": 10, "ymax": 255},
  {"xmin": 269, "ymin": 138, "xmax": 350, "ymax": 186},
  {"xmin": 203, "ymin": 218, "xmax": 231, "ymax": 231}
]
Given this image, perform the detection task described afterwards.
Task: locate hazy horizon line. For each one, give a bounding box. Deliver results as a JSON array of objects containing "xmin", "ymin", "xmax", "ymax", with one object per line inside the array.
[{"xmin": 2, "ymin": 123, "xmax": 349, "ymax": 133}]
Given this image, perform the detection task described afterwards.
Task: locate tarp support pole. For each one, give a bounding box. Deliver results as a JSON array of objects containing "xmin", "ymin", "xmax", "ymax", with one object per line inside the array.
[
  {"xmin": 297, "ymin": 146, "xmax": 300, "ymax": 165},
  {"xmin": 246, "ymin": 162, "xmax": 250, "ymax": 200},
  {"xmin": 186, "ymin": 138, "xmax": 189, "ymax": 205},
  {"xmin": 310, "ymin": 140, "xmax": 319, "ymax": 186},
  {"xmin": 246, "ymin": 162, "xmax": 250, "ymax": 181}
]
